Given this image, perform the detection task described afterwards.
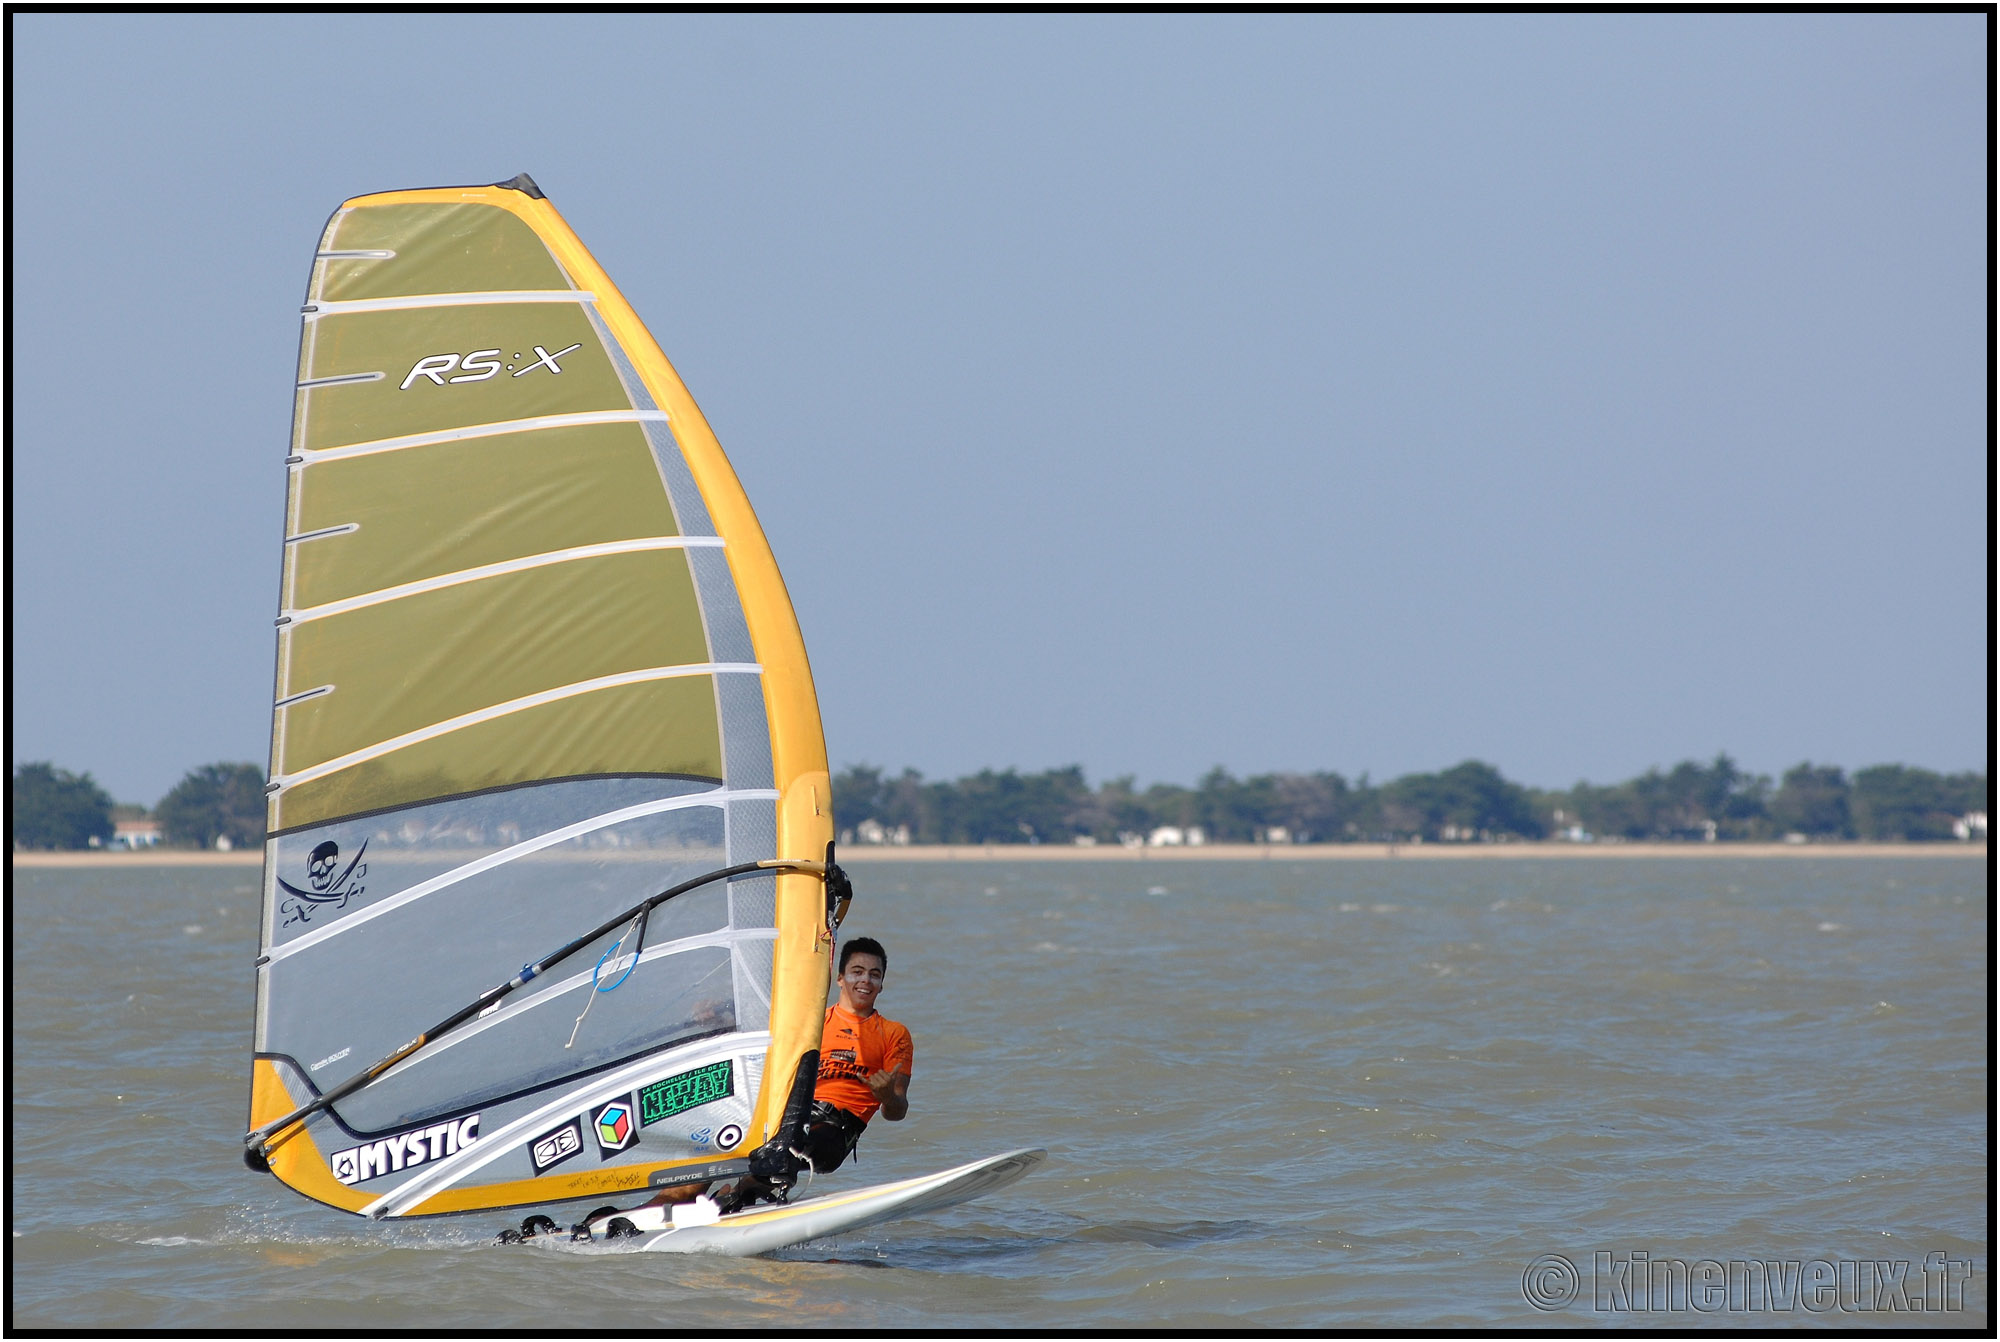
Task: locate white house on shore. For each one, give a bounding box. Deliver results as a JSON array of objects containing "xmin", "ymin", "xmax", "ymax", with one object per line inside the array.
[
  {"xmin": 847, "ymin": 818, "xmax": 911, "ymax": 846},
  {"xmin": 110, "ymin": 819, "xmax": 162, "ymax": 849}
]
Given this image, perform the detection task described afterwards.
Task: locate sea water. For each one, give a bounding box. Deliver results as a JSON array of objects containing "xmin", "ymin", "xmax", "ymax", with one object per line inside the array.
[{"xmin": 8, "ymin": 857, "xmax": 1987, "ymax": 1329}]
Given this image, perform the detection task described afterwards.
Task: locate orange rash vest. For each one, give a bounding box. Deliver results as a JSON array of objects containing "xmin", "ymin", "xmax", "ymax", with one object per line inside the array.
[{"xmin": 815, "ymin": 1003, "xmax": 913, "ymax": 1123}]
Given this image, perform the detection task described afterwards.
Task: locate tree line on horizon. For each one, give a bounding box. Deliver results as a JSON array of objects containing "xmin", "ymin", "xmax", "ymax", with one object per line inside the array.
[
  {"xmin": 11, "ymin": 761, "xmax": 265, "ymax": 851},
  {"xmin": 832, "ymin": 756, "xmax": 1988, "ymax": 847},
  {"xmin": 7, "ymin": 755, "xmax": 1989, "ymax": 850}
]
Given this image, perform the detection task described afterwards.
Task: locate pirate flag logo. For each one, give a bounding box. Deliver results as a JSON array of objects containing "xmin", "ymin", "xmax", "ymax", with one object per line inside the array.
[{"xmin": 277, "ymin": 838, "xmax": 369, "ymax": 927}]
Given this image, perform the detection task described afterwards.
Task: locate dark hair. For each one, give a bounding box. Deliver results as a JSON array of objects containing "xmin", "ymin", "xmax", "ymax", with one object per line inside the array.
[{"xmin": 839, "ymin": 937, "xmax": 887, "ymax": 973}]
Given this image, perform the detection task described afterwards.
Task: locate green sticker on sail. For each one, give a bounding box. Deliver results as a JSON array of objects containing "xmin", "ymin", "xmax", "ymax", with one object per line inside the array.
[{"xmin": 640, "ymin": 1061, "xmax": 734, "ymax": 1126}]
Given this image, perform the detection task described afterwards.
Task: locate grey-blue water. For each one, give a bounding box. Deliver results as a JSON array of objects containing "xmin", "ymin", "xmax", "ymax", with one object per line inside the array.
[{"xmin": 9, "ymin": 857, "xmax": 1987, "ymax": 1329}]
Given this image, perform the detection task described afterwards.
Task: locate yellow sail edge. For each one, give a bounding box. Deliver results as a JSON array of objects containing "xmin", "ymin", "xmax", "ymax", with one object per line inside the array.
[{"xmin": 329, "ymin": 181, "xmax": 836, "ymax": 1170}]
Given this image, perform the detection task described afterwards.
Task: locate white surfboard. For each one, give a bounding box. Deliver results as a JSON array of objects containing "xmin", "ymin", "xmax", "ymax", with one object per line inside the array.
[{"xmin": 555, "ymin": 1148, "xmax": 1044, "ymax": 1256}]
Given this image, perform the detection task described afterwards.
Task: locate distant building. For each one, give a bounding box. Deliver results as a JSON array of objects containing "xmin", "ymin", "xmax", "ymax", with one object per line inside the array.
[
  {"xmin": 111, "ymin": 819, "xmax": 162, "ymax": 849},
  {"xmin": 1954, "ymin": 812, "xmax": 1988, "ymax": 841},
  {"xmin": 851, "ymin": 818, "xmax": 910, "ymax": 846},
  {"xmin": 1551, "ymin": 809, "xmax": 1593, "ymax": 843},
  {"xmin": 1147, "ymin": 826, "xmax": 1207, "ymax": 847}
]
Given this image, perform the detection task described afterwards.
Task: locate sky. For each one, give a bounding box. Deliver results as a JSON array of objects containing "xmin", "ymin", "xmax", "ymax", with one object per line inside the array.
[{"xmin": 9, "ymin": 13, "xmax": 1990, "ymax": 807}]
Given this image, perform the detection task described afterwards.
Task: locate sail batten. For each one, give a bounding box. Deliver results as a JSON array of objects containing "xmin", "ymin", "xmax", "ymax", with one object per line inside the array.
[
  {"xmin": 281, "ymin": 536, "xmax": 727, "ymax": 623},
  {"xmin": 292, "ymin": 409, "xmax": 670, "ymax": 464},
  {"xmin": 306, "ymin": 289, "xmax": 596, "ymax": 316},
  {"xmin": 284, "ymin": 523, "xmax": 361, "ymax": 545},
  {"xmin": 249, "ymin": 177, "xmax": 832, "ymax": 1217},
  {"xmin": 273, "ymin": 664, "xmax": 763, "ymax": 791},
  {"xmin": 296, "ymin": 371, "xmax": 385, "ymax": 389}
]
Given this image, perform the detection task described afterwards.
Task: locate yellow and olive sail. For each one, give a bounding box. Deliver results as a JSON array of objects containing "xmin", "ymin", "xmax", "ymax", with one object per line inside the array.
[{"xmin": 245, "ymin": 175, "xmax": 837, "ymax": 1218}]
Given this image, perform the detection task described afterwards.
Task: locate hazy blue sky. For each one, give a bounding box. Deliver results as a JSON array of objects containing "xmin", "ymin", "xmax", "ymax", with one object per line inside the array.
[{"xmin": 11, "ymin": 13, "xmax": 1989, "ymax": 807}]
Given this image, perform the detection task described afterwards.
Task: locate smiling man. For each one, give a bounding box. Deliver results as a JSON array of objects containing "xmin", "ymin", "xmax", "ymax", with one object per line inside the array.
[
  {"xmin": 713, "ymin": 936, "xmax": 912, "ymax": 1212},
  {"xmin": 813, "ymin": 936, "xmax": 913, "ymax": 1134}
]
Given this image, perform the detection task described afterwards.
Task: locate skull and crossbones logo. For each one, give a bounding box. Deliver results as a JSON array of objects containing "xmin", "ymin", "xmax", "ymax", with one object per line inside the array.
[
  {"xmin": 307, "ymin": 841, "xmax": 340, "ymax": 891},
  {"xmin": 277, "ymin": 837, "xmax": 369, "ymax": 926}
]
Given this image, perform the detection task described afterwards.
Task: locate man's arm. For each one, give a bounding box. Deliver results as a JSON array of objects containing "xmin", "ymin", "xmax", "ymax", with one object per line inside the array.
[{"xmin": 866, "ymin": 1067, "xmax": 910, "ymax": 1121}]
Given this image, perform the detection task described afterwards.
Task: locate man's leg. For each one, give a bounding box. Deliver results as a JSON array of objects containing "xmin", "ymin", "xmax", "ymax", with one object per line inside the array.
[
  {"xmin": 713, "ymin": 1114, "xmax": 861, "ymax": 1212},
  {"xmin": 796, "ymin": 1117, "xmax": 859, "ymax": 1175},
  {"xmin": 712, "ymin": 1141, "xmax": 805, "ymax": 1213}
]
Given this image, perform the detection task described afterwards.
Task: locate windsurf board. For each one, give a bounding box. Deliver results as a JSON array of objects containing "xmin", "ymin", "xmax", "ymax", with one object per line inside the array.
[{"xmin": 552, "ymin": 1147, "xmax": 1044, "ymax": 1257}]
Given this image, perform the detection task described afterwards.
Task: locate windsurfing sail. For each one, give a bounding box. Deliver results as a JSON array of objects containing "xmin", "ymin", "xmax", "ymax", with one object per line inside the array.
[{"xmin": 245, "ymin": 175, "xmax": 839, "ymax": 1219}]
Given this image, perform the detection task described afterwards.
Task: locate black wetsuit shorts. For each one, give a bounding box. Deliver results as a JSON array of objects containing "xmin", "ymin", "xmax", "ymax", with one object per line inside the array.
[{"xmin": 795, "ymin": 1100, "xmax": 868, "ymax": 1174}]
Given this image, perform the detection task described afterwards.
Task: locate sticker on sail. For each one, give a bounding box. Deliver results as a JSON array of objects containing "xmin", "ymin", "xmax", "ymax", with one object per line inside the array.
[
  {"xmin": 638, "ymin": 1060, "xmax": 733, "ymax": 1127},
  {"xmin": 309, "ymin": 1046, "xmax": 352, "ymax": 1073},
  {"xmin": 329, "ymin": 1114, "xmax": 479, "ymax": 1184},
  {"xmin": 399, "ymin": 343, "xmax": 581, "ymax": 389},
  {"xmin": 593, "ymin": 1098, "xmax": 640, "ymax": 1156},
  {"xmin": 686, "ymin": 1123, "xmax": 744, "ymax": 1151},
  {"xmin": 276, "ymin": 838, "xmax": 369, "ymax": 927},
  {"xmin": 529, "ymin": 1120, "xmax": 584, "ymax": 1173}
]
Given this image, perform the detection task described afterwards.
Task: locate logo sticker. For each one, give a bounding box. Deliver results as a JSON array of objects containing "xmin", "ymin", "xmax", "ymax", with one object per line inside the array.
[
  {"xmin": 276, "ymin": 838, "xmax": 369, "ymax": 928},
  {"xmin": 639, "ymin": 1060, "xmax": 733, "ymax": 1127},
  {"xmin": 685, "ymin": 1123, "xmax": 741, "ymax": 1150},
  {"xmin": 399, "ymin": 343, "xmax": 582, "ymax": 390},
  {"xmin": 329, "ymin": 1114, "xmax": 479, "ymax": 1185},
  {"xmin": 529, "ymin": 1120, "xmax": 584, "ymax": 1173},
  {"xmin": 593, "ymin": 1099, "xmax": 639, "ymax": 1155},
  {"xmin": 309, "ymin": 1046, "xmax": 352, "ymax": 1074}
]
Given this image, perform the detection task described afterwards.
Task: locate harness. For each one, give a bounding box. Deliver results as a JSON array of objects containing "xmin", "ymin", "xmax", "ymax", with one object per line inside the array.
[{"xmin": 808, "ymin": 1099, "xmax": 869, "ymax": 1140}]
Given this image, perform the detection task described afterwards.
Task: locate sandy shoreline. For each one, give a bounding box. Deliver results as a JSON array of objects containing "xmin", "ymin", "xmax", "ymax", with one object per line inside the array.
[
  {"xmin": 14, "ymin": 850, "xmax": 267, "ymax": 867},
  {"xmin": 12, "ymin": 842, "xmax": 1985, "ymax": 867},
  {"xmin": 847, "ymin": 841, "xmax": 1989, "ymax": 861}
]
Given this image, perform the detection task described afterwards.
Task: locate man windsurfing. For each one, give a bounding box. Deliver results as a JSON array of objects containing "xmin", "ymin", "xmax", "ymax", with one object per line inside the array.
[
  {"xmin": 714, "ymin": 936, "xmax": 911, "ymax": 1211},
  {"xmin": 634, "ymin": 935, "xmax": 912, "ymax": 1217}
]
